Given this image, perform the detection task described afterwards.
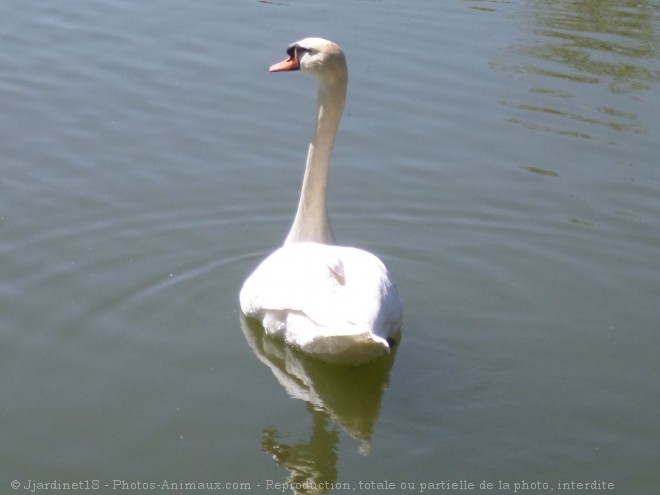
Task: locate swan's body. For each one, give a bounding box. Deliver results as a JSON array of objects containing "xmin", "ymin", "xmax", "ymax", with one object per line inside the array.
[{"xmin": 240, "ymin": 38, "xmax": 402, "ymax": 365}]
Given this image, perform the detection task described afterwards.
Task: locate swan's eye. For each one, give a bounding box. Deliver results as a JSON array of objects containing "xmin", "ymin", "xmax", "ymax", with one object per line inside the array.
[{"xmin": 285, "ymin": 45, "xmax": 311, "ymax": 61}]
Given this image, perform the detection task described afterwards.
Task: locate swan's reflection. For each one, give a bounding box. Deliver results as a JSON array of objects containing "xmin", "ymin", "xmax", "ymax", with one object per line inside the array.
[
  {"xmin": 261, "ymin": 405, "xmax": 338, "ymax": 495},
  {"xmin": 240, "ymin": 316, "xmax": 397, "ymax": 492}
]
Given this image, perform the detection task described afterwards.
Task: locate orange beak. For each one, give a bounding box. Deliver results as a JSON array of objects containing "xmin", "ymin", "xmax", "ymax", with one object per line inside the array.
[{"xmin": 269, "ymin": 47, "xmax": 300, "ymax": 72}]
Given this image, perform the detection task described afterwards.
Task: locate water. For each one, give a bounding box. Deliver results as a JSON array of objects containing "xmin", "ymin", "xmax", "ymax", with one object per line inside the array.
[{"xmin": 1, "ymin": 0, "xmax": 659, "ymax": 493}]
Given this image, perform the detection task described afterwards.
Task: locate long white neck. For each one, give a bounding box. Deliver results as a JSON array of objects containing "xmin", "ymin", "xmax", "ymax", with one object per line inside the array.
[{"xmin": 284, "ymin": 73, "xmax": 347, "ymax": 245}]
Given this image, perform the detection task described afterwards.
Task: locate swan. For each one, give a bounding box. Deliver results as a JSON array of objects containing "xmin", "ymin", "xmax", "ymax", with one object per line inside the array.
[{"xmin": 239, "ymin": 37, "xmax": 402, "ymax": 365}]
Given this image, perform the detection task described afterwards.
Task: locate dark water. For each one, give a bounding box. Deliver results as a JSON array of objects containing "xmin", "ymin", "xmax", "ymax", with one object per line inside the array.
[{"xmin": 1, "ymin": 0, "xmax": 659, "ymax": 493}]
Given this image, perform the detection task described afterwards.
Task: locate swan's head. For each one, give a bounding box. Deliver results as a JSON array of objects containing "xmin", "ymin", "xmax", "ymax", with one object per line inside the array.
[{"xmin": 270, "ymin": 37, "xmax": 347, "ymax": 83}]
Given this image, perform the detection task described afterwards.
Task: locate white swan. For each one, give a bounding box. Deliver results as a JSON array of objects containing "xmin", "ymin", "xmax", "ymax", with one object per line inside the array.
[{"xmin": 240, "ymin": 38, "xmax": 402, "ymax": 365}]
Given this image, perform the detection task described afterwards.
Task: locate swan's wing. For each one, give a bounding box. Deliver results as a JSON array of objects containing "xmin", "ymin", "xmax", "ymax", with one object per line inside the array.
[
  {"xmin": 239, "ymin": 243, "xmax": 402, "ymax": 363},
  {"xmin": 240, "ymin": 243, "xmax": 348, "ymax": 325},
  {"xmin": 241, "ymin": 243, "xmax": 400, "ymax": 329}
]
